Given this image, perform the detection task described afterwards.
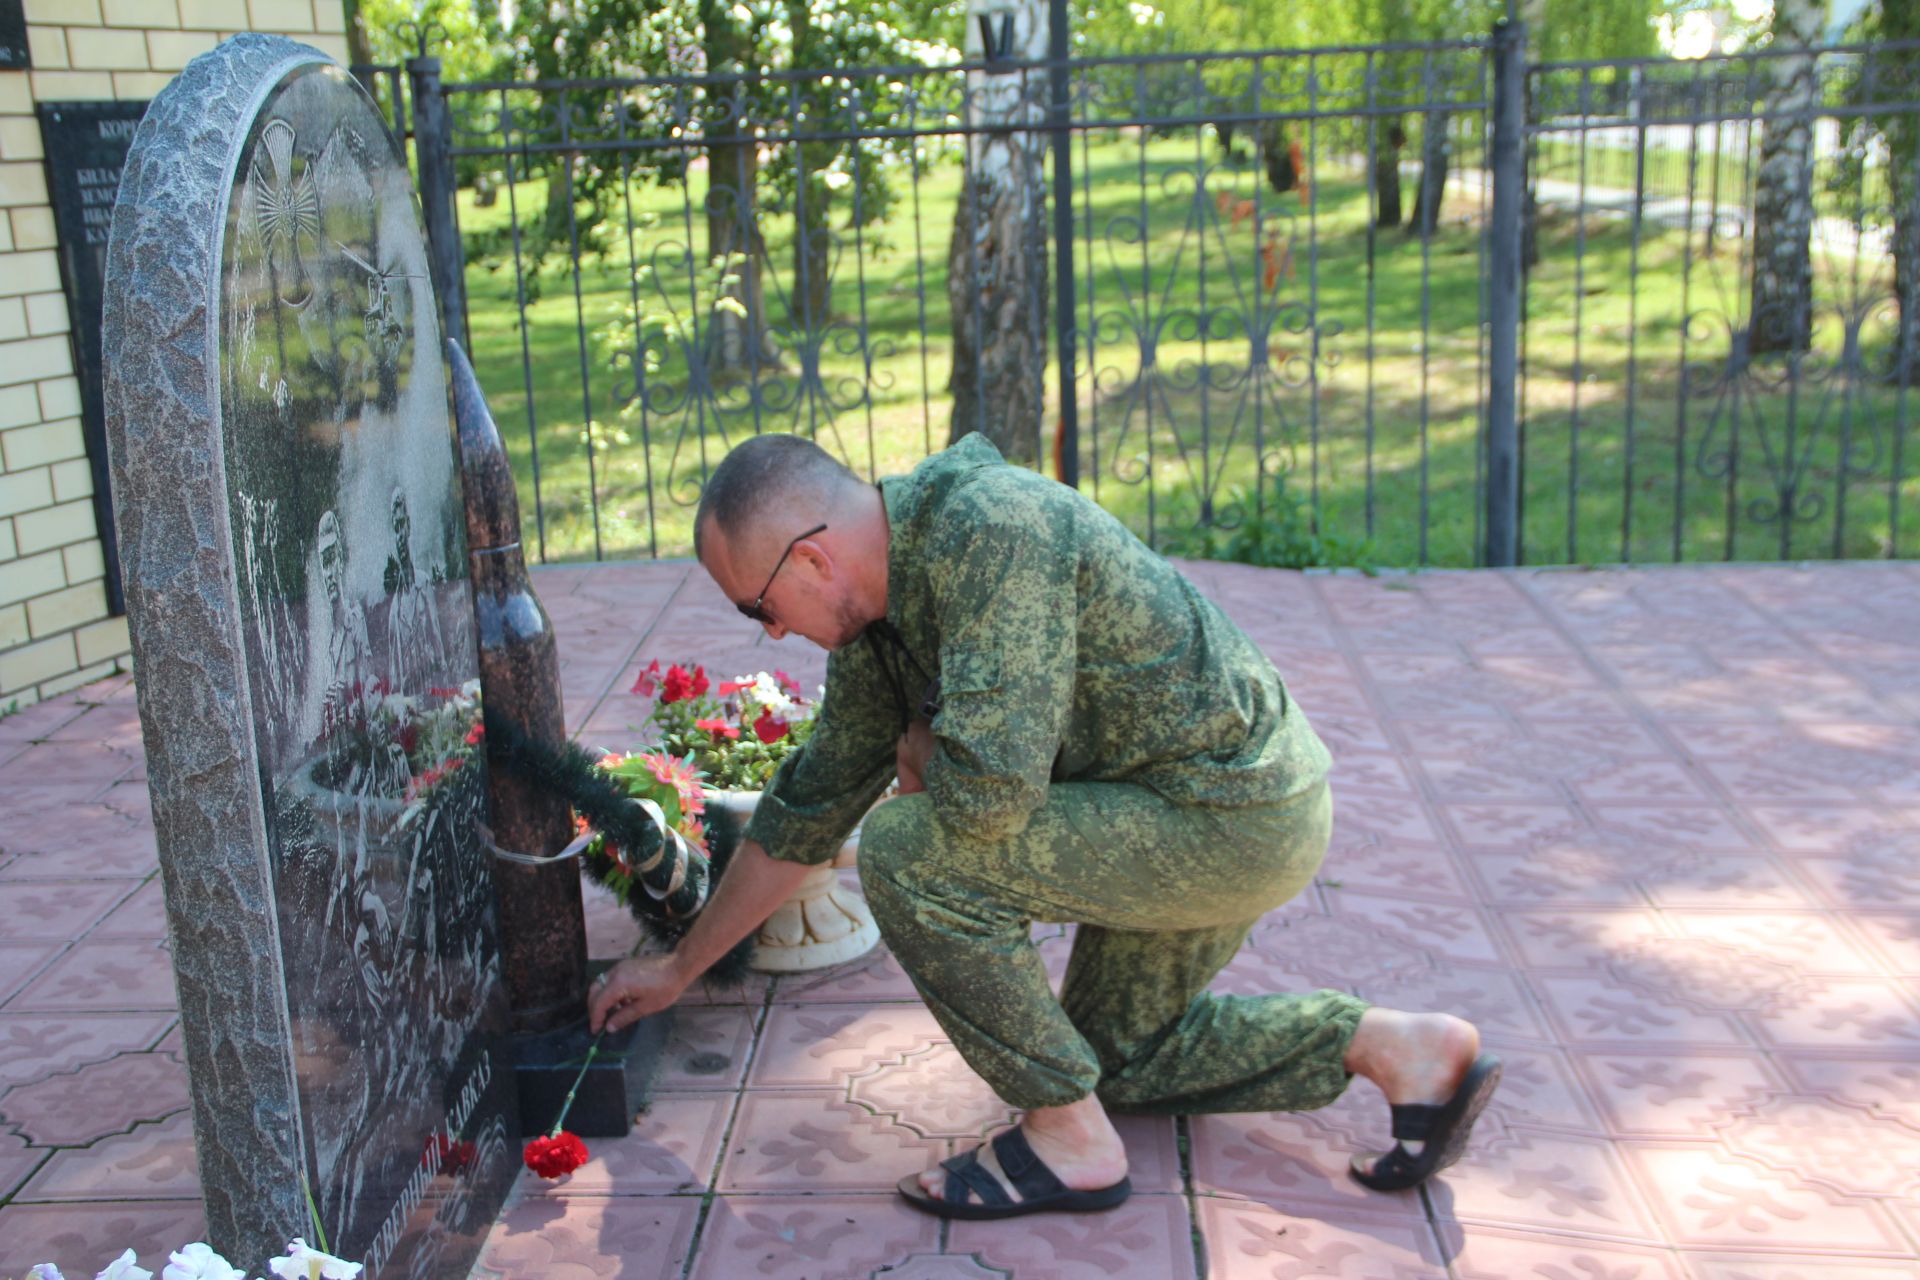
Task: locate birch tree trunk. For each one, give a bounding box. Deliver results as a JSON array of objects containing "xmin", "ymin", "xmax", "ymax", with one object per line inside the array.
[
  {"xmin": 1748, "ymin": 0, "xmax": 1822, "ymax": 355},
  {"xmin": 700, "ymin": 0, "xmax": 772, "ymax": 377},
  {"xmin": 945, "ymin": 0, "xmax": 1050, "ymax": 463}
]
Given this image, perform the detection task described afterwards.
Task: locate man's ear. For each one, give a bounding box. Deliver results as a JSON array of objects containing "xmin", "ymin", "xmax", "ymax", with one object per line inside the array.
[{"xmin": 793, "ymin": 533, "xmax": 833, "ymax": 582}]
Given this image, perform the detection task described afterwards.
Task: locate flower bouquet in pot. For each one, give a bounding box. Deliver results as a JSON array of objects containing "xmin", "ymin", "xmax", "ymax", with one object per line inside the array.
[
  {"xmin": 618, "ymin": 662, "xmax": 878, "ymax": 972},
  {"xmin": 629, "ymin": 662, "xmax": 816, "ymax": 792}
]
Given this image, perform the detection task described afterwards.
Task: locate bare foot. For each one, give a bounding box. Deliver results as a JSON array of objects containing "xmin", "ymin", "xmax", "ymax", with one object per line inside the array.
[
  {"xmin": 1342, "ymin": 1007, "xmax": 1481, "ymax": 1180},
  {"xmin": 916, "ymin": 1095, "xmax": 1129, "ymax": 1204}
]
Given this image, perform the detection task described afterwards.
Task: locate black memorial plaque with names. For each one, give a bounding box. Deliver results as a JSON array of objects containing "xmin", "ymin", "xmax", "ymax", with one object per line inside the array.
[
  {"xmin": 39, "ymin": 99, "xmax": 148, "ymax": 615},
  {"xmin": 0, "ymin": 1, "xmax": 27, "ymax": 70}
]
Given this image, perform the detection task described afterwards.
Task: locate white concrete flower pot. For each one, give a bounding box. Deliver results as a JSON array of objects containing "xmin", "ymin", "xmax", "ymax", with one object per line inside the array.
[{"xmin": 704, "ymin": 790, "xmax": 880, "ymax": 972}]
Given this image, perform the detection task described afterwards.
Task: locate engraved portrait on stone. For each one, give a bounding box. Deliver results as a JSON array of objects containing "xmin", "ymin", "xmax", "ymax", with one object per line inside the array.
[{"xmin": 218, "ymin": 64, "xmax": 515, "ymax": 1278}]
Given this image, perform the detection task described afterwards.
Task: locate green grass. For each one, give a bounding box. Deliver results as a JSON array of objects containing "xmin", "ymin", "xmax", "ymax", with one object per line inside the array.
[{"xmin": 454, "ymin": 130, "xmax": 1918, "ymax": 568}]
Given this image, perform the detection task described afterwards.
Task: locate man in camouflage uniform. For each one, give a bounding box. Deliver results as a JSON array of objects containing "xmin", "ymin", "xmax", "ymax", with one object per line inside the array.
[{"xmin": 591, "ymin": 433, "xmax": 1497, "ymax": 1218}]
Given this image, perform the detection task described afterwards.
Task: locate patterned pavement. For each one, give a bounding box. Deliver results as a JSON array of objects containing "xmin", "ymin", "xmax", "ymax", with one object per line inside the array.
[{"xmin": 1, "ymin": 558, "xmax": 1917, "ymax": 1278}]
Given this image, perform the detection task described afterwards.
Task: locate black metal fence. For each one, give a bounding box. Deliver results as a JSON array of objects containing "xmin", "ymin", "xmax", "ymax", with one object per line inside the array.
[{"xmin": 378, "ymin": 27, "xmax": 1919, "ymax": 568}]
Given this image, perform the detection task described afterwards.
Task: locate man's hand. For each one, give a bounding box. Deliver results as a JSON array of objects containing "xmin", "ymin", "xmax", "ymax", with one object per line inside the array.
[
  {"xmin": 588, "ymin": 955, "xmax": 692, "ymax": 1034},
  {"xmin": 896, "ymin": 718, "xmax": 935, "ymax": 794}
]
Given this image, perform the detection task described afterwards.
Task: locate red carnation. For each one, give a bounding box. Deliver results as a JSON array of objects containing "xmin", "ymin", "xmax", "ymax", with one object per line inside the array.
[
  {"xmin": 717, "ymin": 678, "xmax": 754, "ymax": 696},
  {"xmin": 775, "ymin": 669, "xmax": 803, "ymax": 696},
  {"xmin": 464, "ymin": 722, "xmax": 484, "ymax": 746},
  {"xmin": 660, "ymin": 664, "xmax": 694, "ymax": 703},
  {"xmin": 696, "ymin": 717, "xmax": 740, "ymax": 740},
  {"xmin": 690, "ymin": 665, "xmax": 710, "ymax": 697},
  {"xmin": 752, "ymin": 708, "xmax": 789, "ymax": 744},
  {"xmin": 629, "ymin": 660, "xmax": 662, "ymax": 698},
  {"xmin": 523, "ymin": 1131, "xmax": 589, "ymax": 1179}
]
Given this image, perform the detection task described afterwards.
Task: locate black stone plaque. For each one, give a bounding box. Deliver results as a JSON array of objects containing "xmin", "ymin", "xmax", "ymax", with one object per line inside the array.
[
  {"xmin": 0, "ymin": 1, "xmax": 27, "ymax": 70},
  {"xmin": 38, "ymin": 100, "xmax": 147, "ymax": 615},
  {"xmin": 102, "ymin": 37, "xmax": 516, "ymax": 1280}
]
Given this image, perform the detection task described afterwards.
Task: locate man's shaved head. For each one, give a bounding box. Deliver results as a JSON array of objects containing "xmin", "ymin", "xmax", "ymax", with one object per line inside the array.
[{"xmin": 695, "ymin": 433, "xmax": 862, "ymax": 563}]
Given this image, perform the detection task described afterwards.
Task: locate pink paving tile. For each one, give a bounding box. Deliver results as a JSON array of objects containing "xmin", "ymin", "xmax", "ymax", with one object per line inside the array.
[
  {"xmin": 7, "ymin": 939, "xmax": 179, "ymax": 1013},
  {"xmin": 1571, "ymin": 760, "xmax": 1718, "ymax": 805},
  {"xmin": 88, "ymin": 877, "xmax": 169, "ymax": 940},
  {"xmin": 524, "ymin": 1094, "xmax": 731, "ymax": 1195},
  {"xmin": 1325, "ymin": 751, "xmax": 1418, "ymax": 796},
  {"xmin": 0, "ymin": 943, "xmax": 64, "ymax": 1006},
  {"xmin": 1319, "ymin": 890, "xmax": 1507, "ymax": 967},
  {"xmin": 1745, "ymin": 977, "xmax": 1920, "ymax": 1051},
  {"xmin": 0, "ymin": 1201, "xmax": 208, "ymax": 1279},
  {"xmin": 469, "ymin": 1193, "xmax": 701, "ymax": 1280},
  {"xmin": 1194, "ymin": 1198, "xmax": 1443, "ymax": 1279},
  {"xmin": 842, "ymin": 1040, "xmax": 1019, "ymax": 1142},
  {"xmin": 1588, "ymin": 804, "xmax": 1755, "ymax": 852},
  {"xmin": 1438, "ymin": 802, "xmax": 1590, "ymax": 850},
  {"xmin": 1325, "ymin": 790, "xmax": 1447, "ymax": 847},
  {"xmin": 1245, "ymin": 909, "xmax": 1442, "ymax": 991},
  {"xmin": 1704, "ymin": 1092, "xmax": 1920, "ymax": 1202},
  {"xmin": 1634, "ymin": 853, "xmax": 1817, "ymax": 910},
  {"xmin": 1318, "ymin": 840, "xmax": 1475, "ymax": 904},
  {"xmin": 1361, "ymin": 965, "xmax": 1556, "ymax": 1045},
  {"xmin": 0, "ymin": 740, "xmax": 140, "ymax": 787},
  {"xmin": 1619, "ymin": 1142, "xmax": 1910, "ymax": 1256},
  {"xmin": 0, "ymin": 1051, "xmax": 189, "ymax": 1146},
  {"xmin": 1497, "ymin": 907, "xmax": 1671, "ymax": 971},
  {"xmin": 1438, "ymin": 1223, "xmax": 1691, "ymax": 1280},
  {"xmin": 654, "ymin": 1005, "xmax": 758, "ymax": 1091},
  {"xmin": 1465, "ymin": 845, "xmax": 1651, "ymax": 908},
  {"xmin": 769, "ymin": 940, "xmax": 924, "ymax": 1004},
  {"xmin": 1661, "ymin": 910, "xmax": 1884, "ymax": 975},
  {"xmin": 750, "ymin": 1003, "xmax": 951, "ymax": 1090},
  {"xmin": 684, "ymin": 1195, "xmax": 940, "ymax": 1280},
  {"xmin": 1746, "ymin": 804, "xmax": 1912, "ymax": 854},
  {"xmin": 1474, "ymin": 1045, "xmax": 1608, "ymax": 1136},
  {"xmin": 0, "ymin": 1014, "xmax": 175, "ymax": 1090},
  {"xmin": 1434, "ymin": 1127, "xmax": 1667, "ymax": 1245},
  {"xmin": 1850, "ymin": 912, "xmax": 1920, "ymax": 975},
  {"xmin": 1, "ymin": 880, "xmax": 142, "ymax": 942},
  {"xmin": 1680, "ymin": 1256, "xmax": 1920, "ymax": 1280},
  {"xmin": 949, "ymin": 1193, "xmax": 1197, "ymax": 1280},
  {"xmin": 0, "ymin": 1127, "xmax": 46, "ymax": 1201},
  {"xmin": 15, "ymin": 1111, "xmax": 200, "ymax": 1201},
  {"xmin": 1418, "ymin": 756, "xmax": 1568, "ymax": 803},
  {"xmin": 1575, "ymin": 1050, "xmax": 1787, "ymax": 1140},
  {"xmin": 1110, "ymin": 1114, "xmax": 1184, "ymax": 1195},
  {"xmin": 1528, "ymin": 972, "xmax": 1751, "ymax": 1051},
  {"xmin": 716, "ymin": 1092, "xmax": 947, "ymax": 1193}
]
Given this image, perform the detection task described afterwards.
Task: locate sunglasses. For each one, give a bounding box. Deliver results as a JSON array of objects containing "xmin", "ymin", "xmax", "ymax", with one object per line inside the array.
[{"xmin": 736, "ymin": 523, "xmax": 828, "ymax": 624}]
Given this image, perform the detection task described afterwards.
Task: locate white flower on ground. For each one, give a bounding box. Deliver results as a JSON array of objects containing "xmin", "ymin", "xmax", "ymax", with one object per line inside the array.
[
  {"xmin": 162, "ymin": 1244, "xmax": 249, "ymax": 1280},
  {"xmin": 94, "ymin": 1252, "xmax": 152, "ymax": 1280},
  {"xmin": 265, "ymin": 1240, "xmax": 361, "ymax": 1280}
]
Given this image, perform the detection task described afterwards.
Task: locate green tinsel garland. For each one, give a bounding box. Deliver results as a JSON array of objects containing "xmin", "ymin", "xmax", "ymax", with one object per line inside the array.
[{"xmin": 483, "ymin": 708, "xmax": 755, "ymax": 985}]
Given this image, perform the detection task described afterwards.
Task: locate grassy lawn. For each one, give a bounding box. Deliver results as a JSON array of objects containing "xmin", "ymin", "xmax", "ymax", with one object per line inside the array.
[{"xmin": 453, "ymin": 128, "xmax": 1918, "ymax": 568}]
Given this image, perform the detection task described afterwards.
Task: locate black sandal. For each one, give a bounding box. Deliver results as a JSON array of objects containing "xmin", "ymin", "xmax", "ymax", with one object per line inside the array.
[
  {"xmin": 1350, "ymin": 1053, "xmax": 1502, "ymax": 1192},
  {"xmin": 896, "ymin": 1126, "xmax": 1133, "ymax": 1220}
]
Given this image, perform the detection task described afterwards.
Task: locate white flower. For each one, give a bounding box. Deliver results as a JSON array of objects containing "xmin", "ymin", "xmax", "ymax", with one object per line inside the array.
[
  {"xmin": 26, "ymin": 1265, "xmax": 66, "ymax": 1280},
  {"xmin": 265, "ymin": 1241, "xmax": 360, "ymax": 1280},
  {"xmin": 95, "ymin": 1252, "xmax": 152, "ymax": 1280},
  {"xmin": 162, "ymin": 1245, "xmax": 247, "ymax": 1280}
]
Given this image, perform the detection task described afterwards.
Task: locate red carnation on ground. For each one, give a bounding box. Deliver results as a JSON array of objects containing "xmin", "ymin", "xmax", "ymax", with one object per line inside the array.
[
  {"xmin": 752, "ymin": 708, "xmax": 789, "ymax": 744},
  {"xmin": 660, "ymin": 664, "xmax": 694, "ymax": 703},
  {"xmin": 629, "ymin": 659, "xmax": 662, "ymax": 697},
  {"xmin": 523, "ymin": 1131, "xmax": 589, "ymax": 1179},
  {"xmin": 696, "ymin": 717, "xmax": 740, "ymax": 740}
]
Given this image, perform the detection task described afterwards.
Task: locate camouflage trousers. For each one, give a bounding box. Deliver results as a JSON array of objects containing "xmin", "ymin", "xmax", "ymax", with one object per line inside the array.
[{"xmin": 857, "ymin": 780, "xmax": 1368, "ymax": 1113}]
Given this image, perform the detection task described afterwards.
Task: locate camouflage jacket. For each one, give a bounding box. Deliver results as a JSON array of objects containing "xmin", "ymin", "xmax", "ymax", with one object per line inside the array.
[{"xmin": 744, "ymin": 434, "xmax": 1331, "ymax": 865}]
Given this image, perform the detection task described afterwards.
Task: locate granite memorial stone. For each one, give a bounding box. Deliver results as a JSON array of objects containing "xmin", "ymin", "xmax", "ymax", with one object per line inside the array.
[
  {"xmin": 102, "ymin": 36, "xmax": 516, "ymax": 1279},
  {"xmin": 0, "ymin": 2, "xmax": 26, "ymax": 70},
  {"xmin": 38, "ymin": 99, "xmax": 150, "ymax": 614}
]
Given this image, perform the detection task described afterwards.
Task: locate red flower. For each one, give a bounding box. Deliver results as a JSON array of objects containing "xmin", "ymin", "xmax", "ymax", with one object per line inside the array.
[
  {"xmin": 523, "ymin": 1131, "xmax": 589, "ymax": 1179},
  {"xmin": 690, "ymin": 665, "xmax": 710, "ymax": 697},
  {"xmin": 717, "ymin": 678, "xmax": 754, "ymax": 696},
  {"xmin": 696, "ymin": 717, "xmax": 740, "ymax": 739},
  {"xmin": 396, "ymin": 721, "xmax": 420, "ymax": 755},
  {"xmin": 464, "ymin": 721, "xmax": 484, "ymax": 746},
  {"xmin": 629, "ymin": 660, "xmax": 662, "ymax": 698},
  {"xmin": 660, "ymin": 664, "xmax": 694, "ymax": 703},
  {"xmin": 752, "ymin": 708, "xmax": 789, "ymax": 744},
  {"xmin": 775, "ymin": 669, "xmax": 803, "ymax": 697}
]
